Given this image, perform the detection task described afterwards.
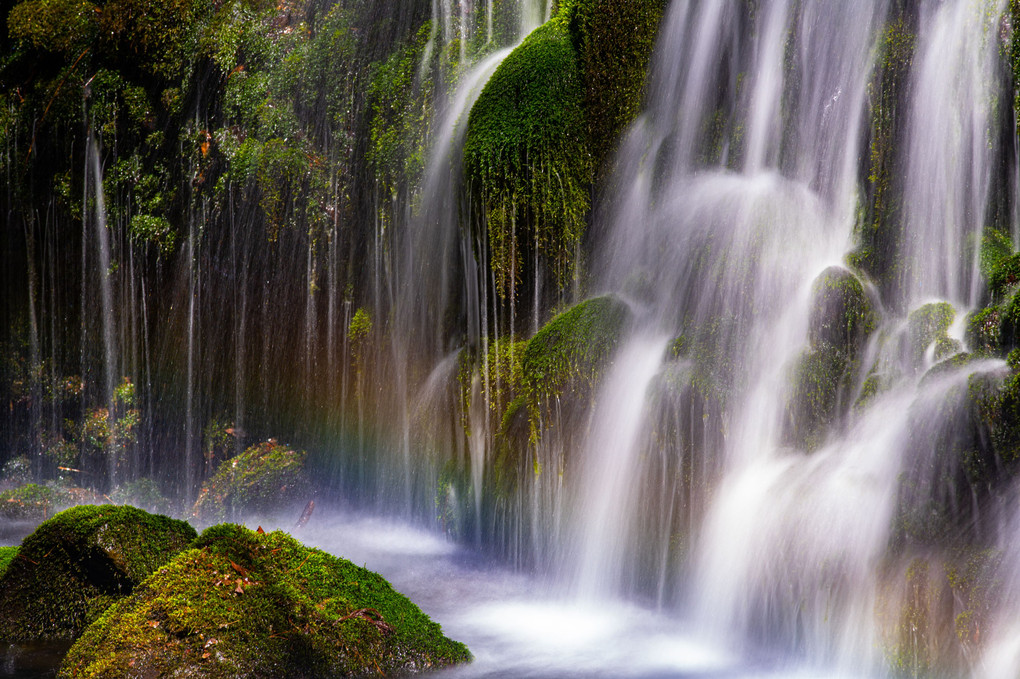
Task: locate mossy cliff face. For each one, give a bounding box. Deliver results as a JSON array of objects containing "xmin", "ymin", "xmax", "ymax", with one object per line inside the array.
[
  {"xmin": 463, "ymin": 16, "xmax": 591, "ymax": 306},
  {"xmin": 58, "ymin": 523, "xmax": 471, "ymax": 678},
  {"xmin": 463, "ymin": 0, "xmax": 663, "ymax": 317},
  {"xmin": 0, "ymin": 504, "xmax": 196, "ymax": 640}
]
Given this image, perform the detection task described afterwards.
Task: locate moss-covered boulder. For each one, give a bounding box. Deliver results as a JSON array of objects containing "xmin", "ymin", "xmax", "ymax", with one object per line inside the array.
[
  {"xmin": 908, "ymin": 302, "xmax": 956, "ymax": 369},
  {"xmin": 785, "ymin": 267, "xmax": 877, "ymax": 451},
  {"xmin": 519, "ymin": 295, "xmax": 631, "ymax": 442},
  {"xmin": 559, "ymin": 0, "xmax": 665, "ymax": 164},
  {"xmin": 58, "ymin": 524, "xmax": 471, "ymax": 678},
  {"xmin": 191, "ymin": 440, "xmax": 310, "ymax": 524},
  {"xmin": 807, "ymin": 266, "xmax": 877, "ymax": 357},
  {"xmin": 0, "ymin": 505, "xmax": 196, "ymax": 640},
  {"xmin": 463, "ymin": 16, "xmax": 592, "ymax": 304},
  {"xmin": 0, "ymin": 546, "xmax": 19, "ymax": 579},
  {"xmin": 0, "ymin": 483, "xmax": 84, "ymax": 521}
]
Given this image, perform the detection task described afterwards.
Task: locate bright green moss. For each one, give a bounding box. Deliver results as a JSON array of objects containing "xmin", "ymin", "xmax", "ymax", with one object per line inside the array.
[
  {"xmin": 0, "ymin": 546, "xmax": 19, "ymax": 579},
  {"xmin": 58, "ymin": 524, "xmax": 470, "ymax": 678},
  {"xmin": 367, "ymin": 22, "xmax": 434, "ymax": 199},
  {"xmin": 519, "ymin": 295, "xmax": 630, "ymax": 442},
  {"xmin": 191, "ymin": 440, "xmax": 310, "ymax": 524},
  {"xmin": 0, "ymin": 483, "xmax": 71, "ymax": 521},
  {"xmin": 6, "ymin": 0, "xmax": 98, "ymax": 56},
  {"xmin": 0, "ymin": 504, "xmax": 196, "ymax": 641},
  {"xmin": 464, "ymin": 16, "xmax": 592, "ymax": 301}
]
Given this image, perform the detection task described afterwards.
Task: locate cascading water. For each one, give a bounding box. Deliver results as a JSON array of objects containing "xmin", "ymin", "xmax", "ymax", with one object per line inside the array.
[
  {"xmin": 567, "ymin": 0, "xmax": 1010, "ymax": 673},
  {"xmin": 6, "ymin": 0, "xmax": 1020, "ymax": 676}
]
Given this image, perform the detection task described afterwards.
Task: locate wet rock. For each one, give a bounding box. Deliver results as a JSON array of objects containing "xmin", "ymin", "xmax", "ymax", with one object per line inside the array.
[
  {"xmin": 785, "ymin": 267, "xmax": 877, "ymax": 451},
  {"xmin": 0, "ymin": 505, "xmax": 196, "ymax": 640},
  {"xmin": 191, "ymin": 440, "xmax": 310, "ymax": 525},
  {"xmin": 58, "ymin": 524, "xmax": 471, "ymax": 678},
  {"xmin": 908, "ymin": 301, "xmax": 955, "ymax": 369}
]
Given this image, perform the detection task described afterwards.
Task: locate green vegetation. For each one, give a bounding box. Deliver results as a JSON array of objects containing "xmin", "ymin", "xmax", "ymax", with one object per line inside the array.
[
  {"xmin": 560, "ymin": 0, "xmax": 665, "ymax": 165},
  {"xmin": 0, "ymin": 482, "xmax": 74, "ymax": 520},
  {"xmin": 464, "ymin": 16, "xmax": 592, "ymax": 301},
  {"xmin": 0, "ymin": 546, "xmax": 19, "ymax": 579},
  {"xmin": 108, "ymin": 478, "xmax": 173, "ymax": 516},
  {"xmin": 59, "ymin": 524, "xmax": 470, "ymax": 678},
  {"xmin": 879, "ymin": 551, "xmax": 1001, "ymax": 678},
  {"xmin": 0, "ymin": 504, "xmax": 196, "ymax": 640},
  {"xmin": 855, "ymin": 16, "xmax": 915, "ymax": 294},
  {"xmin": 519, "ymin": 295, "xmax": 630, "ymax": 442},
  {"xmin": 908, "ymin": 302, "xmax": 956, "ymax": 369},
  {"xmin": 191, "ymin": 440, "xmax": 310, "ymax": 524}
]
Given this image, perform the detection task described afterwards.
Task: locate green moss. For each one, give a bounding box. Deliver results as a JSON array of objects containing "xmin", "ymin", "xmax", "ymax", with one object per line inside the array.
[
  {"xmin": 367, "ymin": 22, "xmax": 434, "ymax": 200},
  {"xmin": 908, "ymin": 302, "xmax": 956, "ymax": 369},
  {"xmin": 880, "ymin": 551, "xmax": 1001, "ymax": 678},
  {"xmin": 0, "ymin": 483, "xmax": 72, "ymax": 520},
  {"xmin": 519, "ymin": 295, "xmax": 630, "ymax": 443},
  {"xmin": 191, "ymin": 440, "xmax": 310, "ymax": 524},
  {"xmin": 464, "ymin": 16, "xmax": 592, "ymax": 300},
  {"xmin": 787, "ymin": 268, "xmax": 876, "ymax": 449},
  {"xmin": 560, "ymin": 0, "xmax": 665, "ymax": 165},
  {"xmin": 0, "ymin": 504, "xmax": 196, "ymax": 641},
  {"xmin": 857, "ymin": 16, "xmax": 915, "ymax": 293},
  {"xmin": 785, "ymin": 345, "xmax": 851, "ymax": 452},
  {"xmin": 808, "ymin": 266, "xmax": 877, "ymax": 357},
  {"xmin": 7, "ymin": 0, "xmax": 98, "ymax": 56},
  {"xmin": 58, "ymin": 524, "xmax": 470, "ymax": 678},
  {"xmin": 0, "ymin": 546, "xmax": 18, "ymax": 580},
  {"xmin": 966, "ymin": 306, "xmax": 1002, "ymax": 356},
  {"xmin": 1, "ymin": 455, "xmax": 33, "ymax": 487}
]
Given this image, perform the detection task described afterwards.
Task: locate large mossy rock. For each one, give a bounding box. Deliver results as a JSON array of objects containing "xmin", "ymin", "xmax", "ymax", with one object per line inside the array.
[
  {"xmin": 191, "ymin": 440, "xmax": 310, "ymax": 524},
  {"xmin": 58, "ymin": 524, "xmax": 471, "ymax": 678},
  {"xmin": 463, "ymin": 15, "xmax": 591, "ymax": 302},
  {"xmin": 519, "ymin": 295, "xmax": 631, "ymax": 441},
  {"xmin": 0, "ymin": 504, "xmax": 197, "ymax": 640},
  {"xmin": 908, "ymin": 301, "xmax": 957, "ymax": 368},
  {"xmin": 785, "ymin": 267, "xmax": 877, "ymax": 451}
]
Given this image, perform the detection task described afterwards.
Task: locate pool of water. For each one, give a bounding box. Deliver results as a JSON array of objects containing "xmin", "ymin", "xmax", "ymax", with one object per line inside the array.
[
  {"xmin": 0, "ymin": 509, "xmax": 881, "ymax": 679},
  {"xmin": 294, "ymin": 510, "xmax": 877, "ymax": 679}
]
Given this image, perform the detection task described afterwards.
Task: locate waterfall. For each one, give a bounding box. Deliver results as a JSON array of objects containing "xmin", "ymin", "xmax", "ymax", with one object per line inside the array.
[{"xmin": 900, "ymin": 0, "xmax": 1007, "ymax": 308}]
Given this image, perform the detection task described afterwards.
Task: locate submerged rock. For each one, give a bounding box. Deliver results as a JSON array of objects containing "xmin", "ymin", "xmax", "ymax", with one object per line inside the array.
[
  {"xmin": 58, "ymin": 524, "xmax": 471, "ymax": 678},
  {"xmin": 0, "ymin": 504, "xmax": 196, "ymax": 640},
  {"xmin": 191, "ymin": 440, "xmax": 310, "ymax": 524}
]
